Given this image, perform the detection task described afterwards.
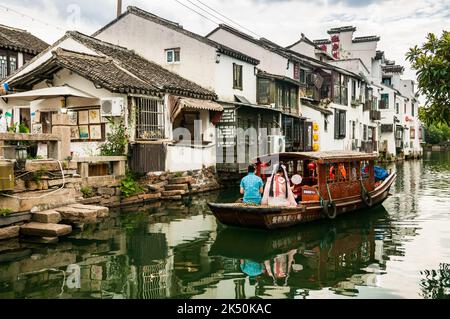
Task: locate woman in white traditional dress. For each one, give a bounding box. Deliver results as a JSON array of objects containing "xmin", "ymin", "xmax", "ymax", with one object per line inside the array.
[{"xmin": 261, "ymin": 164, "xmax": 297, "ymax": 207}]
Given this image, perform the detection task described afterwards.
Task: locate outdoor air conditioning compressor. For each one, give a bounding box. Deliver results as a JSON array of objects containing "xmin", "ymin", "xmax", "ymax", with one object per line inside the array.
[{"xmin": 0, "ymin": 160, "xmax": 14, "ymax": 192}]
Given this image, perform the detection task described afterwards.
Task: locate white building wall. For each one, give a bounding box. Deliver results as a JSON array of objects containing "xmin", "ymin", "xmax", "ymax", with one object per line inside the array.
[
  {"xmin": 288, "ymin": 40, "xmax": 316, "ymax": 59},
  {"xmin": 214, "ymin": 54, "xmax": 257, "ymax": 103},
  {"xmin": 95, "ymin": 13, "xmax": 257, "ymax": 104},
  {"xmin": 207, "ymin": 28, "xmax": 292, "ymax": 79}
]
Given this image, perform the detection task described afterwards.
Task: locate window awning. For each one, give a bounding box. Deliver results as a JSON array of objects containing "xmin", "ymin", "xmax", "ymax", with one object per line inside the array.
[
  {"xmin": 170, "ymin": 97, "xmax": 223, "ymax": 122},
  {"xmin": 1, "ymin": 86, "xmax": 96, "ymax": 102}
]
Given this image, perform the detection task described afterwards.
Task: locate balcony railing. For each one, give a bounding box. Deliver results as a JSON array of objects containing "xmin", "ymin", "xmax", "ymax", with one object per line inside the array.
[
  {"xmin": 361, "ymin": 140, "xmax": 378, "ymax": 153},
  {"xmin": 370, "ymin": 110, "xmax": 381, "ymax": 121}
]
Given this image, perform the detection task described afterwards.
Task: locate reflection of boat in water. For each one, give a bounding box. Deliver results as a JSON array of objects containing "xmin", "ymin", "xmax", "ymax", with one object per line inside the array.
[
  {"xmin": 210, "ymin": 206, "xmax": 388, "ymax": 290},
  {"xmin": 208, "ymin": 151, "xmax": 396, "ymax": 229}
]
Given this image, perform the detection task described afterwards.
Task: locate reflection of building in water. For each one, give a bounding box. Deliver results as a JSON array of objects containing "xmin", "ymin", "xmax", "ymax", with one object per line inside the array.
[{"xmin": 127, "ymin": 231, "xmax": 175, "ymax": 299}]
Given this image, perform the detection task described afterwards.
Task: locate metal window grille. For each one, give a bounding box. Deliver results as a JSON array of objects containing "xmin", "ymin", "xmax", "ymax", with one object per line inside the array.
[
  {"xmin": 0, "ymin": 55, "xmax": 7, "ymax": 79},
  {"xmin": 136, "ymin": 97, "xmax": 165, "ymax": 140}
]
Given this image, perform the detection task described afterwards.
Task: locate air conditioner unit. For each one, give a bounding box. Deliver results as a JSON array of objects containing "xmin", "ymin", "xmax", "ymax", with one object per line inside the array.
[
  {"xmin": 268, "ymin": 135, "xmax": 286, "ymax": 154},
  {"xmin": 100, "ymin": 98, "xmax": 124, "ymax": 117}
]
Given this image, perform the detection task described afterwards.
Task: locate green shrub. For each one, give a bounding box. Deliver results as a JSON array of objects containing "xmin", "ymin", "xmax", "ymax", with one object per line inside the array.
[
  {"xmin": 0, "ymin": 209, "xmax": 13, "ymax": 217},
  {"xmin": 99, "ymin": 119, "xmax": 127, "ymax": 156},
  {"xmin": 81, "ymin": 186, "xmax": 94, "ymax": 198},
  {"xmin": 173, "ymin": 171, "xmax": 183, "ymax": 178},
  {"xmin": 120, "ymin": 171, "xmax": 143, "ymax": 198},
  {"xmin": 19, "ymin": 123, "xmax": 30, "ymax": 134}
]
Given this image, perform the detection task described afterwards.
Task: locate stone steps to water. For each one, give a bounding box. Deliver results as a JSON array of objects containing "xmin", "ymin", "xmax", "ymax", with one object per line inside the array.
[{"xmin": 20, "ymin": 222, "xmax": 72, "ymax": 237}]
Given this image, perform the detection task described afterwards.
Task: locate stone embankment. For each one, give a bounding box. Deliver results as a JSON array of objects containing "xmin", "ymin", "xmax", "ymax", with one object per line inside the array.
[{"xmin": 1, "ymin": 204, "xmax": 110, "ymax": 243}]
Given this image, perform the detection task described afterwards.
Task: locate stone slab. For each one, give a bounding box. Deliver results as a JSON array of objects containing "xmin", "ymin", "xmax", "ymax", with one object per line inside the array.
[
  {"xmin": 161, "ymin": 195, "xmax": 182, "ymax": 201},
  {"xmin": 20, "ymin": 222, "xmax": 72, "ymax": 237},
  {"xmin": 32, "ymin": 210, "xmax": 61, "ymax": 224},
  {"xmin": 169, "ymin": 177, "xmax": 193, "ymax": 185},
  {"xmin": 47, "ymin": 177, "xmax": 82, "ymax": 188},
  {"xmin": 0, "ymin": 226, "xmax": 20, "ymax": 240},
  {"xmin": 0, "ymin": 188, "xmax": 80, "ymax": 213},
  {"xmin": 69, "ymin": 204, "xmax": 109, "ymax": 218},
  {"xmin": 0, "ymin": 212, "xmax": 31, "ymax": 227},
  {"xmin": 162, "ymin": 190, "xmax": 186, "ymax": 197},
  {"xmin": 54, "ymin": 206, "xmax": 97, "ymax": 224},
  {"xmin": 21, "ymin": 236, "xmax": 59, "ymax": 244},
  {"xmin": 78, "ymin": 196, "xmax": 103, "ymax": 205},
  {"xmin": 164, "ymin": 184, "xmax": 189, "ymax": 191}
]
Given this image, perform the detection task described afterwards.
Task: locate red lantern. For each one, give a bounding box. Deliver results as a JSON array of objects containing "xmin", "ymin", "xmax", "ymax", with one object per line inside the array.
[
  {"xmin": 308, "ymin": 162, "xmax": 316, "ymax": 171},
  {"xmin": 331, "ymin": 35, "xmax": 340, "ymax": 42}
]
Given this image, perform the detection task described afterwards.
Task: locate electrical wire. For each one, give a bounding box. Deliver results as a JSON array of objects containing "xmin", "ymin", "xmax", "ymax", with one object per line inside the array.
[
  {"xmin": 194, "ymin": 0, "xmax": 262, "ymax": 38},
  {"xmin": 1, "ymin": 160, "xmax": 66, "ymax": 200},
  {"xmin": 172, "ymin": 0, "xmax": 221, "ymax": 26},
  {"xmin": 0, "ymin": 3, "xmax": 64, "ymax": 32}
]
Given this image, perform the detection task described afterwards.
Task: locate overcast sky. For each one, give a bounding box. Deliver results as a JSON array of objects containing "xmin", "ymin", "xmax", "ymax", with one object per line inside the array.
[{"xmin": 0, "ymin": 0, "xmax": 448, "ymax": 84}]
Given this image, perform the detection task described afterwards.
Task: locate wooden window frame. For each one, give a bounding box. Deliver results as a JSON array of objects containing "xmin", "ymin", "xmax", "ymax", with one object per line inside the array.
[
  {"xmin": 70, "ymin": 107, "xmax": 106, "ymax": 142},
  {"xmin": 334, "ymin": 109, "xmax": 346, "ymax": 139},
  {"xmin": 233, "ymin": 63, "xmax": 243, "ymax": 90}
]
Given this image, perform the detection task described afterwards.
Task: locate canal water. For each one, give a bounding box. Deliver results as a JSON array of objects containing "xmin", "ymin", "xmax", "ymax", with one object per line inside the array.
[{"xmin": 0, "ymin": 152, "xmax": 449, "ymax": 299}]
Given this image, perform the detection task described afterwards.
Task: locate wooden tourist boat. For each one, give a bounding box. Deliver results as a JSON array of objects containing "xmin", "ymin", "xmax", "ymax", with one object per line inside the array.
[{"xmin": 208, "ymin": 151, "xmax": 396, "ymax": 230}]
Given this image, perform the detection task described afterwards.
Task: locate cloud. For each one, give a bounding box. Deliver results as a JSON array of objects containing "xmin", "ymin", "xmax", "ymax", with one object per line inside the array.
[{"xmin": 0, "ymin": 0, "xmax": 447, "ymax": 87}]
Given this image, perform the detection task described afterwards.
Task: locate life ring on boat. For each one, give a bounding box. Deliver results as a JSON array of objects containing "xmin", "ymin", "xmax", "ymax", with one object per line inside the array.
[
  {"xmin": 361, "ymin": 190, "xmax": 373, "ymax": 207},
  {"xmin": 322, "ymin": 200, "xmax": 337, "ymax": 219}
]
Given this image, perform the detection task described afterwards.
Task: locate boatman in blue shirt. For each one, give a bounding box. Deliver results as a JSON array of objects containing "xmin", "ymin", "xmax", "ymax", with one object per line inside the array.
[{"xmin": 240, "ymin": 165, "xmax": 264, "ymax": 205}]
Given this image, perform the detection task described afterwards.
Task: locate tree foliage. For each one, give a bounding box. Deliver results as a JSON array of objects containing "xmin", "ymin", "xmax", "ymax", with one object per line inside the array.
[
  {"xmin": 98, "ymin": 119, "xmax": 128, "ymax": 156},
  {"xmin": 424, "ymin": 123, "xmax": 450, "ymax": 145},
  {"xmin": 406, "ymin": 31, "xmax": 450, "ymax": 126}
]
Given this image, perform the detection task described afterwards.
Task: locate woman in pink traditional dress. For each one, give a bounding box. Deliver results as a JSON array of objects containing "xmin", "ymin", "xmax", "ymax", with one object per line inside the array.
[{"xmin": 261, "ymin": 164, "xmax": 297, "ymax": 207}]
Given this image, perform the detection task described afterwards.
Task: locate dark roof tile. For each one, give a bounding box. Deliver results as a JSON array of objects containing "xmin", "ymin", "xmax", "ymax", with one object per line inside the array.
[{"xmin": 0, "ymin": 24, "xmax": 48, "ymax": 55}]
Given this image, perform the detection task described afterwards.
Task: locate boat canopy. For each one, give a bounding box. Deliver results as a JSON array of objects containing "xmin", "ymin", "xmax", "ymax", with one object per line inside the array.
[{"xmin": 255, "ymin": 151, "xmax": 378, "ymax": 164}]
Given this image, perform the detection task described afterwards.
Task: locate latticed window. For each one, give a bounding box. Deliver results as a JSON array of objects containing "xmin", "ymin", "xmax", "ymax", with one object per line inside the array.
[
  {"xmin": 9, "ymin": 56, "xmax": 17, "ymax": 74},
  {"xmin": 135, "ymin": 97, "xmax": 165, "ymax": 140},
  {"xmin": 0, "ymin": 54, "xmax": 7, "ymax": 79}
]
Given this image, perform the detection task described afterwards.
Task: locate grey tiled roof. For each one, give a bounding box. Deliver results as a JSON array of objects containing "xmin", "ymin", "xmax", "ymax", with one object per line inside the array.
[
  {"xmin": 382, "ymin": 64, "xmax": 405, "ymax": 74},
  {"xmin": 6, "ymin": 32, "xmax": 217, "ymax": 99},
  {"xmin": 0, "ymin": 24, "xmax": 48, "ymax": 55},
  {"xmin": 353, "ymin": 36, "xmax": 380, "ymax": 43},
  {"xmin": 327, "ymin": 26, "xmax": 357, "ymax": 34},
  {"xmin": 93, "ymin": 6, "xmax": 259, "ymax": 65},
  {"xmin": 313, "ymin": 39, "xmax": 331, "ymax": 45}
]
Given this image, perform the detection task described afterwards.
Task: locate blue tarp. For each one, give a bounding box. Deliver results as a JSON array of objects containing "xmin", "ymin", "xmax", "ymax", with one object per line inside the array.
[{"xmin": 374, "ymin": 166, "xmax": 389, "ymax": 181}]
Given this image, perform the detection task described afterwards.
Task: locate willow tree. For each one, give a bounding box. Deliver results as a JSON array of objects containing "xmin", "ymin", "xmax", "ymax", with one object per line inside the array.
[{"xmin": 406, "ymin": 31, "xmax": 450, "ymax": 126}]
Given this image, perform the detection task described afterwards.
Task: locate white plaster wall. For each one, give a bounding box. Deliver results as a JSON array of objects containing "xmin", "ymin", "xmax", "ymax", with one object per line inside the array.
[
  {"xmin": 215, "ymin": 54, "xmax": 257, "ymax": 103},
  {"xmin": 301, "ymin": 105, "xmax": 336, "ymax": 151},
  {"xmin": 95, "ymin": 14, "xmax": 217, "ymax": 92},
  {"xmin": 208, "ymin": 28, "xmax": 294, "ymax": 79},
  {"xmin": 288, "ymin": 40, "xmax": 316, "ymax": 59},
  {"xmin": 166, "ymin": 143, "xmax": 216, "ymax": 172},
  {"xmin": 347, "ymin": 41, "xmax": 377, "ymax": 73}
]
